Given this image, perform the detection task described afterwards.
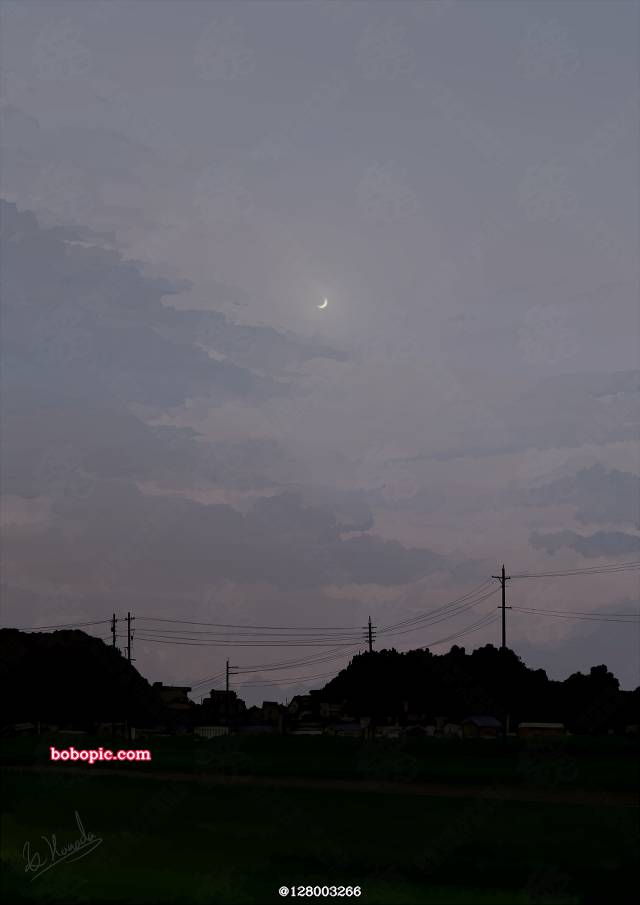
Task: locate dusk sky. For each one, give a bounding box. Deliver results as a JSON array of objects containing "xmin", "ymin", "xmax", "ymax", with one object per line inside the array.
[{"xmin": 1, "ymin": 0, "xmax": 638, "ymax": 698}]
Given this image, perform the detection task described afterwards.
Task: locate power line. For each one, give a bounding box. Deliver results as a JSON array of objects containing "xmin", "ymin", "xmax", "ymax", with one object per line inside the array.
[
  {"xmin": 6, "ymin": 619, "xmax": 110, "ymax": 631},
  {"xmin": 136, "ymin": 616, "xmax": 364, "ymax": 631},
  {"xmin": 130, "ymin": 627, "xmax": 364, "ymax": 638},
  {"xmin": 134, "ymin": 588, "xmax": 499, "ymax": 648},
  {"xmin": 511, "ymin": 559, "xmax": 640, "ymax": 578},
  {"xmin": 134, "ymin": 635, "xmax": 360, "ymax": 647},
  {"xmin": 235, "ymin": 645, "xmax": 364, "ymax": 675},
  {"xmin": 378, "ymin": 579, "xmax": 495, "ymax": 632},
  {"xmin": 382, "ymin": 587, "xmax": 498, "ymax": 639},
  {"xmin": 234, "ymin": 613, "xmax": 499, "ymax": 689},
  {"xmin": 513, "ymin": 606, "xmax": 640, "ymax": 623}
]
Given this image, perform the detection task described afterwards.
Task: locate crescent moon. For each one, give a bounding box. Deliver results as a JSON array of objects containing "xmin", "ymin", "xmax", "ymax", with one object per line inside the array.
[{"xmin": 318, "ymin": 298, "xmax": 328, "ymax": 309}]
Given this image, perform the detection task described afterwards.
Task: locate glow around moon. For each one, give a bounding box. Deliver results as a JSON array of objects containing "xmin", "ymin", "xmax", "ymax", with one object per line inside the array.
[{"xmin": 318, "ymin": 298, "xmax": 328, "ymax": 309}]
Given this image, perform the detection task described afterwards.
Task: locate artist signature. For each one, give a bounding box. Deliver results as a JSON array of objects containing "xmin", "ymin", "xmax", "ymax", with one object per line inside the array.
[{"xmin": 23, "ymin": 811, "xmax": 102, "ymax": 881}]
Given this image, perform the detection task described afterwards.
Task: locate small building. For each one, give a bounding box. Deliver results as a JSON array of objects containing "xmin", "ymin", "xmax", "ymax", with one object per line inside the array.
[
  {"xmin": 518, "ymin": 722, "xmax": 566, "ymax": 738},
  {"xmin": 462, "ymin": 716, "xmax": 502, "ymax": 739}
]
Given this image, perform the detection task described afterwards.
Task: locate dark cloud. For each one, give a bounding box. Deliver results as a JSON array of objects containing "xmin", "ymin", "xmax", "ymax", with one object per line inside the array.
[
  {"xmin": 530, "ymin": 529, "xmax": 640, "ymax": 559},
  {"xmin": 524, "ymin": 464, "xmax": 640, "ymax": 528},
  {"xmin": 159, "ymin": 309, "xmax": 348, "ymax": 377},
  {"xmin": 2, "ymin": 482, "xmax": 447, "ymax": 593},
  {"xmin": 1, "ymin": 200, "xmax": 345, "ymax": 411},
  {"xmin": 0, "ymin": 200, "xmax": 280, "ymax": 407}
]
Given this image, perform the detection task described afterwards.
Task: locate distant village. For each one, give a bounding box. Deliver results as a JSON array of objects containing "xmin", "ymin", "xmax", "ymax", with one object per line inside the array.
[
  {"xmin": 140, "ymin": 682, "xmax": 574, "ymax": 741},
  {"xmin": 10, "ymin": 681, "xmax": 579, "ymax": 741}
]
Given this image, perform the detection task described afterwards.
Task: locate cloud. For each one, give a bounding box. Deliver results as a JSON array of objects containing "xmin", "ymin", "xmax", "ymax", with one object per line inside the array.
[
  {"xmin": 530, "ymin": 529, "xmax": 640, "ymax": 559},
  {"xmin": 0, "ymin": 396, "xmax": 304, "ymax": 498},
  {"xmin": 1, "ymin": 481, "xmax": 448, "ymax": 594},
  {"xmin": 1, "ymin": 200, "xmax": 280, "ymax": 406},
  {"xmin": 158, "ymin": 308, "xmax": 347, "ymax": 377},
  {"xmin": 1, "ymin": 200, "xmax": 348, "ymax": 412},
  {"xmin": 524, "ymin": 465, "xmax": 640, "ymax": 528},
  {"xmin": 409, "ymin": 369, "xmax": 640, "ymax": 462}
]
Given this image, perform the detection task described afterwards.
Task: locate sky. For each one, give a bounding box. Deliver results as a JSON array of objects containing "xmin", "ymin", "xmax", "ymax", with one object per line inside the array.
[{"xmin": 1, "ymin": 0, "xmax": 638, "ymax": 699}]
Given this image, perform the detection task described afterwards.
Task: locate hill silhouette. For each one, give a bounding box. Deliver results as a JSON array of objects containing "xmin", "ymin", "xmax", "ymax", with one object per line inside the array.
[{"xmin": 0, "ymin": 628, "xmax": 162, "ymax": 730}]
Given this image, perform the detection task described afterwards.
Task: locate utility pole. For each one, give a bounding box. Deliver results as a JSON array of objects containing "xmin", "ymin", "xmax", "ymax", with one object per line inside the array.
[
  {"xmin": 491, "ymin": 564, "xmax": 512, "ymax": 746},
  {"xmin": 491, "ymin": 564, "xmax": 511, "ymax": 650},
  {"xmin": 363, "ymin": 616, "xmax": 377, "ymax": 653},
  {"xmin": 111, "ymin": 613, "xmax": 117, "ymax": 649},
  {"xmin": 224, "ymin": 659, "xmax": 238, "ymax": 725},
  {"xmin": 126, "ymin": 611, "xmax": 135, "ymax": 663},
  {"xmin": 225, "ymin": 659, "xmax": 239, "ymax": 692},
  {"xmin": 124, "ymin": 611, "xmax": 136, "ymax": 743}
]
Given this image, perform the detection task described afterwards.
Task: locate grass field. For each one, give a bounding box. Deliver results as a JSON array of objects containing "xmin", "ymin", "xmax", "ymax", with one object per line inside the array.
[
  {"xmin": 1, "ymin": 766, "xmax": 637, "ymax": 904},
  {"xmin": 2, "ymin": 733, "xmax": 638, "ymax": 793}
]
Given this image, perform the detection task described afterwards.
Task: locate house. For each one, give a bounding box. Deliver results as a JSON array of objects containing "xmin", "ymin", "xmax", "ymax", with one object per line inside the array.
[
  {"xmin": 201, "ymin": 689, "xmax": 246, "ymax": 722},
  {"xmin": 287, "ymin": 695, "xmax": 315, "ymax": 718},
  {"xmin": 320, "ymin": 701, "xmax": 343, "ymax": 719},
  {"xmin": 518, "ymin": 722, "xmax": 566, "ymax": 738},
  {"xmin": 462, "ymin": 716, "xmax": 502, "ymax": 739},
  {"xmin": 153, "ymin": 682, "xmax": 193, "ymax": 710},
  {"xmin": 261, "ymin": 701, "xmax": 284, "ymax": 723}
]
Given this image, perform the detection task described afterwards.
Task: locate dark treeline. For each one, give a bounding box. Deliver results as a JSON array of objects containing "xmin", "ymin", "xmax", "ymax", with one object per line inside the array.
[
  {"xmin": 1, "ymin": 629, "xmax": 637, "ymax": 733},
  {"xmin": 321, "ymin": 645, "xmax": 638, "ymax": 733}
]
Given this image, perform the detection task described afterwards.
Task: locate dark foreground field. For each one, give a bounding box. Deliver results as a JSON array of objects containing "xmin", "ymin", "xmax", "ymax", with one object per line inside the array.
[
  {"xmin": 2, "ymin": 733, "xmax": 638, "ymax": 790},
  {"xmin": 1, "ymin": 736, "xmax": 638, "ymax": 904}
]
